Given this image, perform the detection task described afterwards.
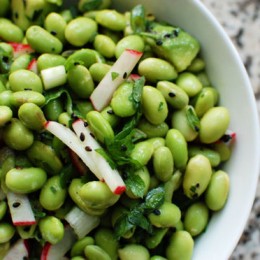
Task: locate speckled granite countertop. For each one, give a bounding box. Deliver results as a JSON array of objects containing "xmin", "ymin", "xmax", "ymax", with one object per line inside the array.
[{"xmin": 200, "ymin": 0, "xmax": 260, "ymax": 259}]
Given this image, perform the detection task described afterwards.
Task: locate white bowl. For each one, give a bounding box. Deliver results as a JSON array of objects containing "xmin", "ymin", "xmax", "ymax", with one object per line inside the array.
[{"xmin": 111, "ymin": 0, "xmax": 260, "ymax": 259}]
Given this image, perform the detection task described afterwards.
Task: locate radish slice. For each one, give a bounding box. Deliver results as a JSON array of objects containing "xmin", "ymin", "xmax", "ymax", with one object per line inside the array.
[
  {"xmin": 72, "ymin": 119, "xmax": 126, "ymax": 194},
  {"xmin": 41, "ymin": 65, "xmax": 67, "ymax": 90},
  {"xmin": 41, "ymin": 226, "xmax": 76, "ymax": 260},
  {"xmin": 9, "ymin": 42, "xmax": 35, "ymax": 59},
  {"xmin": 216, "ymin": 129, "xmax": 236, "ymax": 146},
  {"xmin": 64, "ymin": 206, "xmax": 100, "ymax": 239},
  {"xmin": 44, "ymin": 121, "xmax": 103, "ymax": 180},
  {"xmin": 68, "ymin": 149, "xmax": 89, "ymax": 176},
  {"xmin": 90, "ymin": 49, "xmax": 143, "ymax": 111},
  {"xmin": 27, "ymin": 58, "xmax": 38, "ymax": 74},
  {"xmin": 3, "ymin": 239, "xmax": 29, "ymax": 260},
  {"xmin": 7, "ymin": 192, "xmax": 36, "ymax": 226}
]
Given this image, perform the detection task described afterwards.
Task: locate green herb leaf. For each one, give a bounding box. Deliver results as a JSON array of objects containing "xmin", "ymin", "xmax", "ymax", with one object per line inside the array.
[
  {"xmin": 158, "ymin": 101, "xmax": 164, "ymax": 111},
  {"xmin": 186, "ymin": 105, "xmax": 200, "ymax": 132},
  {"xmin": 129, "ymin": 76, "xmax": 145, "ymax": 110},
  {"xmin": 80, "ymin": 0, "xmax": 102, "ymax": 11},
  {"xmin": 111, "ymin": 71, "xmax": 119, "ymax": 81},
  {"xmin": 95, "ymin": 148, "xmax": 117, "ymax": 169},
  {"xmin": 125, "ymin": 173, "xmax": 146, "ymax": 198},
  {"xmin": 144, "ymin": 186, "xmax": 165, "ymax": 210},
  {"xmin": 130, "ymin": 4, "xmax": 146, "ymax": 33}
]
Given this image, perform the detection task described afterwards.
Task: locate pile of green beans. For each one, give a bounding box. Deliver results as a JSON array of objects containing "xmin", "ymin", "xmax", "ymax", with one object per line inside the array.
[{"xmin": 0, "ymin": 0, "xmax": 234, "ymax": 259}]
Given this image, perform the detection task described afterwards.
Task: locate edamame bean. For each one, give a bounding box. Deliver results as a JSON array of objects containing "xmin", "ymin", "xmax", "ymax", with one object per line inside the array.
[
  {"xmin": 118, "ymin": 244, "xmax": 150, "ymax": 260},
  {"xmin": 89, "ymin": 63, "xmax": 111, "ymax": 82},
  {"xmin": 44, "ymin": 12, "xmax": 67, "ymax": 43},
  {"xmin": 86, "ymin": 110, "xmax": 114, "ymax": 143},
  {"xmin": 43, "ymin": 98, "xmax": 63, "ymax": 121},
  {"xmin": 200, "ymin": 106, "xmax": 230, "ymax": 144},
  {"xmin": 58, "ymin": 112, "xmax": 71, "ymax": 127},
  {"xmin": 166, "ymin": 230, "xmax": 194, "ymax": 260},
  {"xmin": 148, "ymin": 202, "xmax": 181, "ymax": 228},
  {"xmin": 26, "ymin": 140, "xmax": 63, "ymax": 174},
  {"xmin": 11, "ymin": 90, "xmax": 46, "ymax": 107},
  {"xmin": 164, "ymin": 170, "xmax": 183, "ymax": 202},
  {"xmin": 0, "ymin": 223, "xmax": 15, "ymax": 243},
  {"xmin": 94, "ymin": 34, "xmax": 116, "ymax": 58},
  {"xmin": 115, "ymin": 35, "xmax": 145, "ymax": 58},
  {"xmin": 3, "ymin": 118, "xmax": 34, "ymax": 150},
  {"xmin": 176, "ymin": 72, "xmax": 202, "ymax": 97},
  {"xmin": 71, "ymin": 236, "xmax": 95, "ymax": 257},
  {"xmin": 18, "ymin": 103, "xmax": 47, "ymax": 131},
  {"xmin": 142, "ymin": 86, "xmax": 168, "ymax": 125},
  {"xmin": 84, "ymin": 245, "xmax": 111, "ymax": 260},
  {"xmin": 0, "ymin": 106, "xmax": 12, "ymax": 127},
  {"xmin": 145, "ymin": 228, "xmax": 168, "ymax": 249},
  {"xmin": 138, "ymin": 58, "xmax": 177, "ymax": 83},
  {"xmin": 0, "ymin": 18, "xmax": 24, "ymax": 42},
  {"xmin": 39, "ymin": 216, "xmax": 64, "ymax": 244},
  {"xmin": 0, "ymin": 201, "xmax": 7, "ymax": 221},
  {"xmin": 26, "ymin": 25, "xmax": 63, "ymax": 54},
  {"xmin": 187, "ymin": 57, "xmax": 205, "ymax": 72},
  {"xmin": 10, "ymin": 53, "xmax": 32, "ymax": 73},
  {"xmin": 95, "ymin": 10, "xmax": 126, "ymax": 31},
  {"xmin": 11, "ymin": 0, "xmax": 31, "ymax": 31},
  {"xmin": 5, "ymin": 167, "xmax": 47, "ymax": 193},
  {"xmin": 146, "ymin": 137, "xmax": 165, "ymax": 150},
  {"xmin": 79, "ymin": 181, "xmax": 120, "ymax": 209},
  {"xmin": 137, "ymin": 119, "xmax": 169, "ymax": 138},
  {"xmin": 65, "ymin": 17, "xmax": 98, "ymax": 46},
  {"xmin": 9, "ymin": 69, "xmax": 43, "ymax": 93},
  {"xmin": 0, "ymin": 90, "xmax": 12, "ymax": 106},
  {"xmin": 68, "ymin": 65, "xmax": 95, "ymax": 98},
  {"xmin": 37, "ymin": 53, "xmax": 66, "ymax": 72},
  {"xmin": 182, "ymin": 154, "xmax": 212, "ymax": 199},
  {"xmin": 111, "ymin": 82, "xmax": 136, "ymax": 117},
  {"xmin": 130, "ymin": 140, "xmax": 154, "ymax": 166},
  {"xmin": 156, "ymin": 81, "xmax": 189, "ymax": 109},
  {"xmin": 183, "ymin": 202, "xmax": 209, "ymax": 236},
  {"xmin": 165, "ymin": 129, "xmax": 188, "ymax": 170},
  {"xmin": 40, "ymin": 175, "xmax": 67, "ymax": 211},
  {"xmin": 211, "ymin": 142, "xmax": 231, "ymax": 162},
  {"xmin": 153, "ymin": 146, "xmax": 174, "ymax": 182},
  {"xmin": 100, "ymin": 106, "xmax": 120, "ymax": 128},
  {"xmin": 94, "ymin": 227, "xmax": 119, "ymax": 260},
  {"xmin": 205, "ymin": 170, "xmax": 230, "ymax": 211},
  {"xmin": 150, "ymin": 256, "xmax": 167, "ymax": 260},
  {"xmin": 17, "ymin": 224, "xmax": 37, "ymax": 239}
]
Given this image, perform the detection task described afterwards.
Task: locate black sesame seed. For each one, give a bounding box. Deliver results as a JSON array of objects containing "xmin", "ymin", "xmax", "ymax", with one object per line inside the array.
[
  {"xmin": 221, "ymin": 134, "xmax": 232, "ymax": 143},
  {"xmin": 168, "ymin": 92, "xmax": 176, "ymax": 98},
  {"xmin": 13, "ymin": 202, "xmax": 21, "ymax": 208},
  {"xmin": 24, "ymin": 88, "xmax": 32, "ymax": 91},
  {"xmin": 84, "ymin": 121, "xmax": 88, "ymax": 127},
  {"xmin": 194, "ymin": 126, "xmax": 200, "ymax": 132},
  {"xmin": 121, "ymin": 144, "xmax": 127, "ymax": 151},
  {"xmin": 50, "ymin": 31, "xmax": 57, "ymax": 36},
  {"xmin": 80, "ymin": 133, "xmax": 85, "ymax": 142},
  {"xmin": 14, "ymin": 12, "xmax": 19, "ymax": 19},
  {"xmin": 89, "ymin": 133, "xmax": 95, "ymax": 138},
  {"xmin": 156, "ymin": 40, "xmax": 163, "ymax": 46},
  {"xmin": 107, "ymin": 109, "xmax": 114, "ymax": 115},
  {"xmin": 85, "ymin": 146, "xmax": 92, "ymax": 152},
  {"xmin": 196, "ymin": 183, "xmax": 200, "ymax": 188},
  {"xmin": 153, "ymin": 209, "xmax": 161, "ymax": 215},
  {"xmin": 123, "ymin": 72, "xmax": 127, "ymax": 79},
  {"xmin": 173, "ymin": 29, "xmax": 179, "ymax": 37}
]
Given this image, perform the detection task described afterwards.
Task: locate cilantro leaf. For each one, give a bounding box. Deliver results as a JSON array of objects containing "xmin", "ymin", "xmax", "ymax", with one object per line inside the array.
[
  {"xmin": 130, "ymin": 4, "xmax": 146, "ymax": 33},
  {"xmin": 144, "ymin": 186, "xmax": 165, "ymax": 210},
  {"xmin": 186, "ymin": 105, "xmax": 200, "ymax": 132},
  {"xmin": 125, "ymin": 172, "xmax": 146, "ymax": 198},
  {"xmin": 111, "ymin": 71, "xmax": 119, "ymax": 81}
]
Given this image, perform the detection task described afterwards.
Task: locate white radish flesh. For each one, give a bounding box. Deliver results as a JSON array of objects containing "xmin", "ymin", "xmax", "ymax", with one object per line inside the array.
[{"xmin": 3, "ymin": 239, "xmax": 29, "ymax": 260}]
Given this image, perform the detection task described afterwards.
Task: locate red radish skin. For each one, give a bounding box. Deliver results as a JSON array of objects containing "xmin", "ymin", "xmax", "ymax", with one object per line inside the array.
[
  {"xmin": 8, "ymin": 42, "xmax": 34, "ymax": 58},
  {"xmin": 90, "ymin": 49, "xmax": 143, "ymax": 111},
  {"xmin": 27, "ymin": 58, "xmax": 38, "ymax": 74},
  {"xmin": 114, "ymin": 186, "xmax": 126, "ymax": 195},
  {"xmin": 68, "ymin": 149, "xmax": 89, "ymax": 176},
  {"xmin": 3, "ymin": 239, "xmax": 29, "ymax": 260}
]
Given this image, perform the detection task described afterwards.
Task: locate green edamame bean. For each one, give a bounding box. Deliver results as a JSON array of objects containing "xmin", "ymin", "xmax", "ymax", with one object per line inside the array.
[
  {"xmin": 188, "ymin": 145, "xmax": 221, "ymax": 167},
  {"xmin": 153, "ymin": 146, "xmax": 174, "ymax": 182},
  {"xmin": 183, "ymin": 202, "xmax": 209, "ymax": 236},
  {"xmin": 115, "ymin": 35, "xmax": 145, "ymax": 59},
  {"xmin": 187, "ymin": 57, "xmax": 205, "ymax": 72},
  {"xmin": 205, "ymin": 170, "xmax": 230, "ymax": 211},
  {"xmin": 79, "ymin": 181, "xmax": 120, "ymax": 209},
  {"xmin": 171, "ymin": 105, "xmax": 199, "ymax": 142},
  {"xmin": 145, "ymin": 228, "xmax": 168, "ymax": 249},
  {"xmin": 26, "ymin": 25, "xmax": 63, "ymax": 54},
  {"xmin": 18, "ymin": 103, "xmax": 47, "ymax": 131},
  {"xmin": 86, "ymin": 110, "xmax": 114, "ymax": 143},
  {"xmin": 130, "ymin": 140, "xmax": 154, "ymax": 166},
  {"xmin": 3, "ymin": 118, "xmax": 34, "ymax": 150},
  {"xmin": 137, "ymin": 118, "xmax": 169, "ymax": 138},
  {"xmin": 26, "ymin": 140, "xmax": 63, "ymax": 175},
  {"xmin": 43, "ymin": 98, "xmax": 63, "ymax": 121},
  {"xmin": 156, "ymin": 81, "xmax": 189, "ymax": 109},
  {"xmin": 211, "ymin": 142, "xmax": 231, "ymax": 162},
  {"xmin": 111, "ymin": 82, "xmax": 136, "ymax": 117},
  {"xmin": 166, "ymin": 230, "xmax": 194, "ymax": 260},
  {"xmin": 94, "ymin": 227, "xmax": 119, "ymax": 260},
  {"xmin": 183, "ymin": 154, "xmax": 212, "ymax": 199},
  {"xmin": 0, "ymin": 223, "xmax": 15, "ymax": 243},
  {"xmin": 89, "ymin": 63, "xmax": 111, "ymax": 82},
  {"xmin": 44, "ymin": 12, "xmax": 67, "ymax": 43},
  {"xmin": 196, "ymin": 71, "xmax": 211, "ymax": 86},
  {"xmin": 0, "ymin": 18, "xmax": 24, "ymax": 42},
  {"xmin": 148, "ymin": 202, "xmax": 181, "ymax": 228},
  {"xmin": 23, "ymin": 0, "xmax": 45, "ymax": 20},
  {"xmin": 138, "ymin": 58, "xmax": 177, "ymax": 83},
  {"xmin": 125, "ymin": 167, "xmax": 150, "ymax": 199},
  {"xmin": 40, "ymin": 175, "xmax": 67, "ymax": 211},
  {"xmin": 11, "ymin": 0, "xmax": 31, "ymax": 31},
  {"xmin": 0, "ymin": 80, "xmax": 6, "ymax": 93},
  {"xmin": 0, "ymin": 201, "xmax": 7, "ymax": 221},
  {"xmin": 11, "ymin": 90, "xmax": 46, "ymax": 107},
  {"xmin": 37, "ymin": 53, "xmax": 66, "ymax": 72},
  {"xmin": 10, "ymin": 54, "xmax": 32, "ymax": 73},
  {"xmin": 39, "ymin": 216, "xmax": 64, "ymax": 244},
  {"xmin": 165, "ymin": 129, "xmax": 188, "ymax": 170},
  {"xmin": 199, "ymin": 106, "xmax": 230, "ymax": 144},
  {"xmin": 164, "ymin": 170, "xmax": 183, "ymax": 202},
  {"xmin": 75, "ymin": 100, "xmax": 94, "ymax": 118},
  {"xmin": 17, "ymin": 224, "xmax": 37, "ymax": 239},
  {"xmin": 100, "ymin": 106, "xmax": 120, "ymax": 128},
  {"xmin": 0, "ymin": 106, "xmax": 12, "ymax": 127},
  {"xmin": 9, "ymin": 69, "xmax": 43, "ymax": 93},
  {"xmin": 58, "ymin": 112, "xmax": 71, "ymax": 127},
  {"xmin": 150, "ymin": 256, "xmax": 167, "ymax": 260},
  {"xmin": 84, "ymin": 245, "xmax": 111, "ymax": 260},
  {"xmin": 146, "ymin": 137, "xmax": 165, "ymax": 150},
  {"xmin": 71, "ymin": 236, "xmax": 95, "ymax": 257},
  {"xmin": 65, "ymin": 17, "xmax": 97, "ymax": 47},
  {"xmin": 95, "ymin": 10, "xmax": 126, "ymax": 31},
  {"xmin": 118, "ymin": 244, "xmax": 150, "ymax": 260},
  {"xmin": 142, "ymin": 86, "xmax": 168, "ymax": 125},
  {"xmin": 94, "ymin": 34, "xmax": 116, "ymax": 58},
  {"xmin": 5, "ymin": 167, "xmax": 47, "ymax": 193},
  {"xmin": 0, "ymin": 91, "xmax": 12, "ymax": 106},
  {"xmin": 192, "ymin": 87, "xmax": 219, "ymax": 118},
  {"xmin": 68, "ymin": 65, "xmax": 94, "ymax": 98},
  {"xmin": 176, "ymin": 72, "xmax": 202, "ymax": 97},
  {"xmin": 0, "ymin": 0, "xmax": 10, "ymax": 17}
]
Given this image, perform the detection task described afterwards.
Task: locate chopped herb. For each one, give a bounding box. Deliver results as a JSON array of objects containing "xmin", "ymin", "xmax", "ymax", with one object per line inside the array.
[
  {"xmin": 50, "ymin": 186, "xmax": 57, "ymax": 194},
  {"xmin": 111, "ymin": 71, "xmax": 119, "ymax": 81},
  {"xmin": 125, "ymin": 172, "xmax": 146, "ymax": 198},
  {"xmin": 130, "ymin": 4, "xmax": 146, "ymax": 33},
  {"xmin": 81, "ymin": 0, "xmax": 102, "ymax": 11},
  {"xmin": 95, "ymin": 148, "xmax": 117, "ymax": 169},
  {"xmin": 168, "ymin": 92, "xmax": 176, "ymax": 97},
  {"xmin": 186, "ymin": 106, "xmax": 200, "ymax": 132},
  {"xmin": 158, "ymin": 102, "xmax": 164, "ymax": 111}
]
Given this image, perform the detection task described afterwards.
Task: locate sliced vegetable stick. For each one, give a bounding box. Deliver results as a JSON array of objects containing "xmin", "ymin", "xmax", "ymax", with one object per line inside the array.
[{"xmin": 3, "ymin": 239, "xmax": 29, "ymax": 260}]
